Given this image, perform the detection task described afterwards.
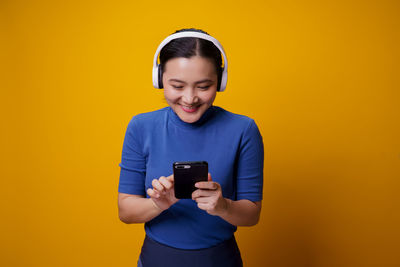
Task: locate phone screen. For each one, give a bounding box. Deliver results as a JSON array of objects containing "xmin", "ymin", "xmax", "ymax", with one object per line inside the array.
[{"xmin": 173, "ymin": 161, "xmax": 208, "ymax": 199}]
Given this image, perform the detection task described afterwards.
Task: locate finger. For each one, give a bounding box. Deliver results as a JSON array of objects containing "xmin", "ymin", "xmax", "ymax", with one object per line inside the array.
[
  {"xmin": 159, "ymin": 176, "xmax": 173, "ymax": 190},
  {"xmin": 193, "ymin": 196, "xmax": 213, "ymax": 203},
  {"xmin": 208, "ymin": 173, "xmax": 212, "ymax": 181},
  {"xmin": 152, "ymin": 178, "xmax": 165, "ymax": 192},
  {"xmin": 195, "ymin": 181, "xmax": 218, "ymax": 190},
  {"xmin": 197, "ymin": 202, "xmax": 210, "ymax": 211},
  {"xmin": 147, "ymin": 188, "xmax": 160, "ymax": 198},
  {"xmin": 148, "ymin": 187, "xmax": 163, "ymax": 198},
  {"xmin": 147, "ymin": 188, "xmax": 153, "ymax": 196},
  {"xmin": 166, "ymin": 174, "xmax": 174, "ymax": 182},
  {"xmin": 192, "ymin": 189, "xmax": 214, "ymax": 199}
]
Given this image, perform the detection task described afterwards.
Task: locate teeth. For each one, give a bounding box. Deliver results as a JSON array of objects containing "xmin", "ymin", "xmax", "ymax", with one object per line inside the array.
[{"xmin": 182, "ymin": 105, "xmax": 197, "ymax": 109}]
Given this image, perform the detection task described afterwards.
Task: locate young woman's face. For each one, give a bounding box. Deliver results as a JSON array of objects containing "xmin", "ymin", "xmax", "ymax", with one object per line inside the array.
[{"xmin": 163, "ymin": 56, "xmax": 218, "ymax": 123}]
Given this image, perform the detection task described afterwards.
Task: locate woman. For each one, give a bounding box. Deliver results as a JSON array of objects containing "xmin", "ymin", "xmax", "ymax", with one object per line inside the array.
[{"xmin": 118, "ymin": 28, "xmax": 264, "ymax": 267}]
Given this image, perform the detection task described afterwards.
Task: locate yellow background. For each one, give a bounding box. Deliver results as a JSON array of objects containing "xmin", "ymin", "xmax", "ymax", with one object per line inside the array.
[{"xmin": 1, "ymin": 0, "xmax": 399, "ymax": 266}]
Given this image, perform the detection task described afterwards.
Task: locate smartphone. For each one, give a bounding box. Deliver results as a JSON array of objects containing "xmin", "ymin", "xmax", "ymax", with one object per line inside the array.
[{"xmin": 173, "ymin": 161, "xmax": 208, "ymax": 199}]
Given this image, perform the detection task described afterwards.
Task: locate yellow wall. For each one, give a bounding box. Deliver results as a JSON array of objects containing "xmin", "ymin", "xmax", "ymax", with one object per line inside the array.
[{"xmin": 1, "ymin": 0, "xmax": 399, "ymax": 266}]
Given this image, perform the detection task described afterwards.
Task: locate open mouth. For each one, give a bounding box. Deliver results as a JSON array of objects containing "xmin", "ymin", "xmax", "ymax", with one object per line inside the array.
[{"xmin": 180, "ymin": 104, "xmax": 200, "ymax": 113}]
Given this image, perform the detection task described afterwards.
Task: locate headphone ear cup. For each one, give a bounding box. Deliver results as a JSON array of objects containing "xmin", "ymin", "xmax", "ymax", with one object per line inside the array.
[
  {"xmin": 217, "ymin": 67, "xmax": 223, "ymax": 91},
  {"xmin": 158, "ymin": 65, "xmax": 164, "ymax": 88}
]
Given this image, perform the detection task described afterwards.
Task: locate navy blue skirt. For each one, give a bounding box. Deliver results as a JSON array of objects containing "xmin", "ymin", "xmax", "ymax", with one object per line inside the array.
[{"xmin": 138, "ymin": 235, "xmax": 243, "ymax": 267}]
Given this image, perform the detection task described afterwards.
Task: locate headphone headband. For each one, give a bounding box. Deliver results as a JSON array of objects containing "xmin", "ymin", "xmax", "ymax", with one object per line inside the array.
[{"xmin": 152, "ymin": 31, "xmax": 228, "ymax": 92}]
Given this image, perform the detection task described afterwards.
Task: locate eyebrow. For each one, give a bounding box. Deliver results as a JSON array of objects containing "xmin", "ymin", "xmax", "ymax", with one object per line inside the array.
[{"xmin": 168, "ymin": 78, "xmax": 213, "ymax": 84}]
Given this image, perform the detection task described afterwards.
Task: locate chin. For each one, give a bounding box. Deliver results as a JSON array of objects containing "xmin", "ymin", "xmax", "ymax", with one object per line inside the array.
[
  {"xmin": 172, "ymin": 105, "xmax": 205, "ymax": 123},
  {"xmin": 180, "ymin": 114, "xmax": 201, "ymax": 123}
]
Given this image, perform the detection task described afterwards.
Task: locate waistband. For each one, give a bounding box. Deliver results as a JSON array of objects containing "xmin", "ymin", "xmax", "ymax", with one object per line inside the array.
[{"xmin": 139, "ymin": 234, "xmax": 243, "ymax": 267}]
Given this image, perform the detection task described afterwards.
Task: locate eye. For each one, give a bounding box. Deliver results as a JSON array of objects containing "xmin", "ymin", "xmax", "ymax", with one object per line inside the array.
[
  {"xmin": 172, "ymin": 85, "xmax": 184, "ymax": 89},
  {"xmin": 198, "ymin": 85, "xmax": 211, "ymax": 90}
]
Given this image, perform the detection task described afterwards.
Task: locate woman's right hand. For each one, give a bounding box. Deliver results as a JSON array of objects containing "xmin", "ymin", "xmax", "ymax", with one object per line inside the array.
[{"xmin": 147, "ymin": 174, "xmax": 178, "ymax": 211}]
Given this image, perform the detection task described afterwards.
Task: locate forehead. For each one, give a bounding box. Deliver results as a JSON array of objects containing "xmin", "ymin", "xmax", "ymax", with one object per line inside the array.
[{"xmin": 163, "ymin": 56, "xmax": 217, "ymax": 77}]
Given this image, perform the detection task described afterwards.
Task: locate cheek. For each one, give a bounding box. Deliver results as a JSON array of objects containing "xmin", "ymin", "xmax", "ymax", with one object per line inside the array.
[
  {"xmin": 164, "ymin": 88, "xmax": 179, "ymax": 103},
  {"xmin": 200, "ymin": 91, "xmax": 217, "ymax": 103}
]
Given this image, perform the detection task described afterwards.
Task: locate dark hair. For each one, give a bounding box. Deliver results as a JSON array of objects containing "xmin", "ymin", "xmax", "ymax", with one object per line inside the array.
[{"xmin": 159, "ymin": 28, "xmax": 223, "ymax": 90}]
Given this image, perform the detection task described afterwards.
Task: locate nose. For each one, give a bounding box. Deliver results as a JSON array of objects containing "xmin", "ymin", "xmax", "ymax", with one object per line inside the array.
[{"xmin": 182, "ymin": 88, "xmax": 198, "ymax": 104}]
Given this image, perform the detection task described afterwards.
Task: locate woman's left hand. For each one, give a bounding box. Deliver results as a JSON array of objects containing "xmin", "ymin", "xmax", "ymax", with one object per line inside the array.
[{"xmin": 192, "ymin": 173, "xmax": 229, "ymax": 216}]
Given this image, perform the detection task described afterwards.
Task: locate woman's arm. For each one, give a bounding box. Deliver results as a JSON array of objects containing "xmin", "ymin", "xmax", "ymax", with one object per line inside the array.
[
  {"xmin": 118, "ymin": 193, "xmax": 163, "ymax": 224},
  {"xmin": 118, "ymin": 174, "xmax": 178, "ymax": 224},
  {"xmin": 220, "ymin": 199, "xmax": 262, "ymax": 226},
  {"xmin": 192, "ymin": 173, "xmax": 262, "ymax": 226}
]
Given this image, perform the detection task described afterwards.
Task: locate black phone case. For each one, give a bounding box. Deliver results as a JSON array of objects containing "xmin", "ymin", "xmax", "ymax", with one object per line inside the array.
[{"xmin": 173, "ymin": 161, "xmax": 208, "ymax": 199}]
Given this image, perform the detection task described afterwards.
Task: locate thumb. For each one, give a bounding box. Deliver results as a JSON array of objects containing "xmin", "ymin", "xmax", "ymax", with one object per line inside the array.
[{"xmin": 208, "ymin": 173, "xmax": 212, "ymax": 181}]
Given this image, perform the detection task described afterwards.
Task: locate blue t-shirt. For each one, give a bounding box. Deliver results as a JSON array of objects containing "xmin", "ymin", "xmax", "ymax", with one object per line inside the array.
[{"xmin": 118, "ymin": 105, "xmax": 264, "ymax": 249}]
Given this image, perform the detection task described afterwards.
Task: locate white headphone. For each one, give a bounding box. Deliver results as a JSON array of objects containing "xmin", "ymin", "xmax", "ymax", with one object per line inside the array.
[{"xmin": 152, "ymin": 31, "xmax": 228, "ymax": 92}]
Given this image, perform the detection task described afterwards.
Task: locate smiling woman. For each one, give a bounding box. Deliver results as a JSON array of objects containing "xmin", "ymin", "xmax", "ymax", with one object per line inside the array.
[
  {"xmin": 163, "ymin": 56, "xmax": 218, "ymax": 123},
  {"xmin": 117, "ymin": 28, "xmax": 264, "ymax": 267}
]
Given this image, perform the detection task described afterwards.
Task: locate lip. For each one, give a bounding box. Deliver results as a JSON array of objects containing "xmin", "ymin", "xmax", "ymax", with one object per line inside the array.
[{"xmin": 180, "ymin": 104, "xmax": 200, "ymax": 113}]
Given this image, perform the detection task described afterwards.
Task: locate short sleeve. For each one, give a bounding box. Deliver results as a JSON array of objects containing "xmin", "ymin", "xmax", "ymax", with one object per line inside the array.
[
  {"xmin": 118, "ymin": 116, "xmax": 146, "ymax": 195},
  {"xmin": 236, "ymin": 119, "xmax": 264, "ymax": 201}
]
